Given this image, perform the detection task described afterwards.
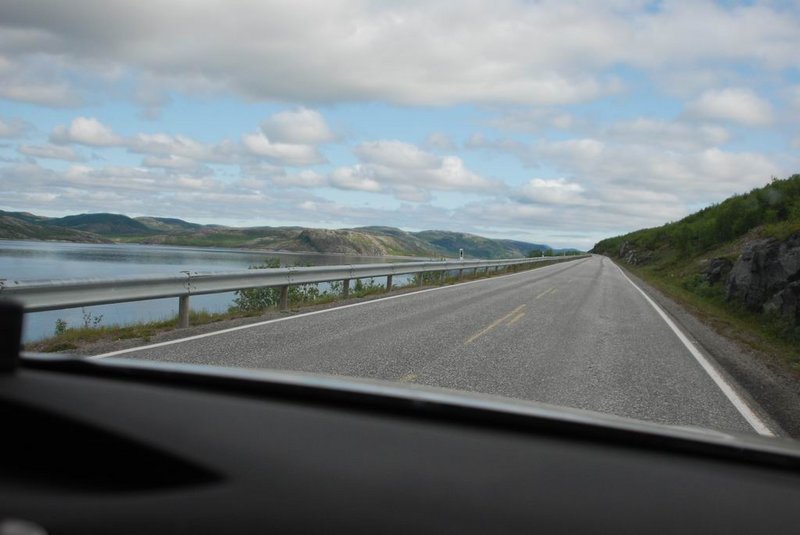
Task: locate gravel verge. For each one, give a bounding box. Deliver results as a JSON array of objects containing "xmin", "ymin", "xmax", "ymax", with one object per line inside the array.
[{"xmin": 620, "ymin": 264, "xmax": 800, "ymax": 438}]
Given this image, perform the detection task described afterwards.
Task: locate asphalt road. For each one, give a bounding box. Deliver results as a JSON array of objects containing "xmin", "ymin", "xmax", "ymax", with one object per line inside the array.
[{"xmin": 100, "ymin": 255, "xmax": 767, "ymax": 435}]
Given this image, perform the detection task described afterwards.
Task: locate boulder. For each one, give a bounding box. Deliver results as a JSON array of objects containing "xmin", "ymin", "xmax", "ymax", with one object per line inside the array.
[
  {"xmin": 617, "ymin": 241, "xmax": 650, "ymax": 265},
  {"xmin": 726, "ymin": 232, "xmax": 800, "ymax": 324},
  {"xmin": 763, "ymin": 282, "xmax": 800, "ymax": 325},
  {"xmin": 702, "ymin": 257, "xmax": 732, "ymax": 285}
]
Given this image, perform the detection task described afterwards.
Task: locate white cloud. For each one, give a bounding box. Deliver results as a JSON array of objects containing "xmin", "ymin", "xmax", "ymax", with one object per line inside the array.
[
  {"xmin": 603, "ymin": 118, "xmax": 730, "ymax": 151},
  {"xmin": 0, "ymin": 80, "xmax": 78, "ymax": 107},
  {"xmin": 18, "ymin": 143, "xmax": 83, "ymax": 161},
  {"xmin": 130, "ymin": 133, "xmax": 239, "ymax": 164},
  {"xmin": 330, "ymin": 141, "xmax": 497, "ymax": 200},
  {"xmin": 464, "ymin": 134, "xmax": 534, "ymax": 165},
  {"xmin": 686, "ymin": 88, "xmax": 774, "ymax": 126},
  {"xmin": 538, "ymin": 138, "xmax": 605, "ymax": 162},
  {"xmin": 329, "ymin": 165, "xmax": 383, "ymax": 192},
  {"xmin": 238, "ymin": 107, "xmax": 333, "ymax": 166},
  {"xmin": 354, "ymin": 141, "xmax": 441, "ymax": 170},
  {"xmin": 50, "ymin": 117, "xmax": 123, "ymax": 146},
  {"xmin": 487, "ymin": 108, "xmax": 575, "ymax": 133},
  {"xmin": 42, "ymin": 109, "xmax": 334, "ymax": 169},
  {"xmin": 3, "ymin": 1, "xmax": 796, "ymax": 106},
  {"xmin": 517, "ymin": 178, "xmax": 585, "ymax": 205},
  {"xmin": 134, "ymin": 76, "xmax": 171, "ymax": 119},
  {"xmin": 259, "ymin": 108, "xmax": 335, "ymax": 144},
  {"xmin": 242, "ymin": 132, "xmax": 325, "ymax": 166},
  {"xmin": 535, "ymin": 137, "xmax": 784, "ymax": 201},
  {"xmin": 5, "ymin": 1, "xmax": 791, "ymax": 106},
  {"xmin": 141, "ymin": 155, "xmax": 202, "ymax": 170},
  {"xmin": 0, "ymin": 117, "xmax": 31, "ymax": 138}
]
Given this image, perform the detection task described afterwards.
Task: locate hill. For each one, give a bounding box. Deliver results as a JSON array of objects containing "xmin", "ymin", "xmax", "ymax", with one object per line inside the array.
[
  {"xmin": 414, "ymin": 230, "xmax": 548, "ymax": 258},
  {"xmin": 135, "ymin": 217, "xmax": 203, "ymax": 232},
  {"xmin": 592, "ymin": 174, "xmax": 800, "ymax": 361},
  {"xmin": 48, "ymin": 213, "xmax": 154, "ymax": 235},
  {"xmin": 593, "ymin": 175, "xmax": 800, "ymax": 259},
  {"xmin": 0, "ymin": 210, "xmax": 111, "ymax": 243},
  {"xmin": 0, "ymin": 210, "xmax": 558, "ymax": 259}
]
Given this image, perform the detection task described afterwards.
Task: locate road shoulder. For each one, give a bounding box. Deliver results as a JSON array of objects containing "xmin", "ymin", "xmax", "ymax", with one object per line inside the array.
[{"xmin": 618, "ymin": 263, "xmax": 800, "ymax": 438}]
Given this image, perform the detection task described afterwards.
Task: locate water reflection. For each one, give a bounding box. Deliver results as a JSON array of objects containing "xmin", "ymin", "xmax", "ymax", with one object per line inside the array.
[{"xmin": 0, "ymin": 240, "xmax": 421, "ymax": 342}]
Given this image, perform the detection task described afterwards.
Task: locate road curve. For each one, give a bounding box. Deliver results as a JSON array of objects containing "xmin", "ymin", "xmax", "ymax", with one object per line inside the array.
[{"xmin": 100, "ymin": 255, "xmax": 765, "ymax": 435}]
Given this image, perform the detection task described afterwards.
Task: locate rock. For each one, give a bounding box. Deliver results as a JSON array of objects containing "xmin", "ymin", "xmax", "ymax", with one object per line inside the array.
[
  {"xmin": 618, "ymin": 241, "xmax": 650, "ymax": 265},
  {"xmin": 726, "ymin": 231, "xmax": 800, "ymax": 324},
  {"xmin": 702, "ymin": 257, "xmax": 732, "ymax": 285},
  {"xmin": 763, "ymin": 282, "xmax": 800, "ymax": 324}
]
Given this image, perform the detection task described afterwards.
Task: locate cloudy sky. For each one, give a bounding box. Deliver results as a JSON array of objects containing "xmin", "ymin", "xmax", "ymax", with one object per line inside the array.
[{"xmin": 1, "ymin": 0, "xmax": 798, "ymax": 249}]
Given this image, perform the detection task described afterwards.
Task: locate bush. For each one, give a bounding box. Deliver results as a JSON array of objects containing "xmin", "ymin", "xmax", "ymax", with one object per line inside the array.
[{"xmin": 54, "ymin": 318, "xmax": 68, "ymax": 336}]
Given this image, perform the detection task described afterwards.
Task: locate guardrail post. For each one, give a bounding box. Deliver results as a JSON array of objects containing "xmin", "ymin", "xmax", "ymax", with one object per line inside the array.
[
  {"xmin": 458, "ymin": 269, "xmax": 464, "ymax": 280},
  {"xmin": 178, "ymin": 295, "xmax": 190, "ymax": 328},
  {"xmin": 343, "ymin": 279, "xmax": 350, "ymax": 298},
  {"xmin": 417, "ymin": 273, "xmax": 424, "ymax": 286},
  {"xmin": 279, "ymin": 285, "xmax": 289, "ymax": 310},
  {"xmin": 386, "ymin": 274, "xmax": 393, "ymax": 292}
]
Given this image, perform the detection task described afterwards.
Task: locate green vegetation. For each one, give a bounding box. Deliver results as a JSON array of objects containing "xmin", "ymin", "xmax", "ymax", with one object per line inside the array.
[
  {"xmin": 0, "ymin": 210, "xmax": 111, "ymax": 243},
  {"xmin": 29, "ymin": 310, "xmax": 264, "ymax": 353},
  {"xmin": 592, "ymin": 174, "xmax": 800, "ymax": 367},
  {"xmin": 230, "ymin": 259, "xmax": 393, "ymax": 312},
  {"xmin": 48, "ymin": 213, "xmax": 154, "ymax": 235},
  {"xmin": 593, "ymin": 175, "xmax": 800, "ymax": 257}
]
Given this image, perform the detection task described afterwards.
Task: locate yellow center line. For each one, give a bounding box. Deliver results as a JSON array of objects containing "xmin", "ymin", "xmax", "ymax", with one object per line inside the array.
[
  {"xmin": 535, "ymin": 287, "xmax": 556, "ymax": 299},
  {"xmin": 506, "ymin": 311, "xmax": 526, "ymax": 327},
  {"xmin": 399, "ymin": 373, "xmax": 417, "ymax": 383},
  {"xmin": 465, "ymin": 304, "xmax": 526, "ymax": 345}
]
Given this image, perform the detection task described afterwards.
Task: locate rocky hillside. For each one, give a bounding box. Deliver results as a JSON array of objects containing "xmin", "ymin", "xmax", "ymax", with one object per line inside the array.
[
  {"xmin": 0, "ymin": 210, "xmax": 553, "ymax": 259},
  {"xmin": 727, "ymin": 233, "xmax": 800, "ymax": 326}
]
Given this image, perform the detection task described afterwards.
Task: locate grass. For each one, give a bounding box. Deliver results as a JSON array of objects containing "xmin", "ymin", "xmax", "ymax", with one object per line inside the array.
[
  {"xmin": 26, "ymin": 309, "xmax": 264, "ymax": 353},
  {"xmin": 25, "ymin": 258, "xmax": 573, "ymax": 353}
]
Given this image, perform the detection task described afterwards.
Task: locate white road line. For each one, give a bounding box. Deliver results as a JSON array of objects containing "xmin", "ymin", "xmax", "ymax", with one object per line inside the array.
[
  {"xmin": 90, "ymin": 259, "xmax": 583, "ymax": 359},
  {"xmin": 612, "ymin": 262, "xmax": 774, "ymax": 437}
]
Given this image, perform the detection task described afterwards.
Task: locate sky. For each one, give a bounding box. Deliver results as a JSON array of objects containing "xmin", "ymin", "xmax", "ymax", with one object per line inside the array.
[{"xmin": 0, "ymin": 0, "xmax": 799, "ymax": 250}]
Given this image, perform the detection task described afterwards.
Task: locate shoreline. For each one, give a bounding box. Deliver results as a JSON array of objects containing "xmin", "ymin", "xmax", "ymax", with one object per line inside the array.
[{"xmin": 0, "ymin": 237, "xmax": 444, "ymax": 262}]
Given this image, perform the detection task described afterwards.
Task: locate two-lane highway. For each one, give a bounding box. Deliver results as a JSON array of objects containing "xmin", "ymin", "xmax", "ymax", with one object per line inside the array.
[{"xmin": 96, "ymin": 255, "xmax": 771, "ymax": 435}]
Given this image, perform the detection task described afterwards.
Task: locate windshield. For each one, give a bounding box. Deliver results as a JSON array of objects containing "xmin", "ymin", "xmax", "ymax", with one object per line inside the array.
[{"xmin": 1, "ymin": 0, "xmax": 798, "ymax": 441}]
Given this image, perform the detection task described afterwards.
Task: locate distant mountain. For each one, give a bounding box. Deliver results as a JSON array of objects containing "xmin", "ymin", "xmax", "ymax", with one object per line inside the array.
[
  {"xmin": 0, "ymin": 210, "xmax": 111, "ymax": 243},
  {"xmin": 414, "ymin": 230, "xmax": 548, "ymax": 258},
  {"xmin": 0, "ymin": 210, "xmax": 561, "ymax": 259},
  {"xmin": 48, "ymin": 213, "xmax": 153, "ymax": 235},
  {"xmin": 135, "ymin": 217, "xmax": 203, "ymax": 232}
]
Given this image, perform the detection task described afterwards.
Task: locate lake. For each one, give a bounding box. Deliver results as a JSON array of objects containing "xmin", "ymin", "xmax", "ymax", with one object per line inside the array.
[{"xmin": 0, "ymin": 240, "xmax": 418, "ymax": 342}]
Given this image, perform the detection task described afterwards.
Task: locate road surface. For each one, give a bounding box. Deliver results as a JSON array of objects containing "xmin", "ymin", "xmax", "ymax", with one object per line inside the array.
[{"xmin": 97, "ymin": 255, "xmax": 770, "ymax": 435}]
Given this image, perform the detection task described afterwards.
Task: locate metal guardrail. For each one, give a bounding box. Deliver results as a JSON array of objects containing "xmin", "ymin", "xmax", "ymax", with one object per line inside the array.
[{"xmin": 0, "ymin": 255, "xmax": 588, "ymax": 327}]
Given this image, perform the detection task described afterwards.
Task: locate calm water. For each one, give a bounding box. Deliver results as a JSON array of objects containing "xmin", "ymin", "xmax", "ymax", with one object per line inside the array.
[{"xmin": 0, "ymin": 240, "xmax": 416, "ymax": 342}]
